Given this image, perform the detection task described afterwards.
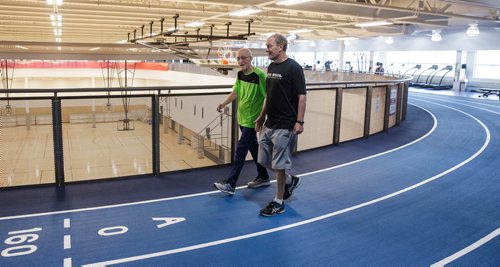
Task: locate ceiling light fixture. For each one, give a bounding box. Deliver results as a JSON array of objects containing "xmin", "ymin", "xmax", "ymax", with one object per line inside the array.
[
  {"xmin": 230, "ymin": 7, "xmax": 261, "ymax": 17},
  {"xmin": 185, "ymin": 21, "xmax": 205, "ymax": 27},
  {"xmin": 276, "ymin": 0, "xmax": 310, "ymax": 6},
  {"xmin": 47, "ymin": 0, "xmax": 63, "ymax": 5},
  {"xmin": 431, "ymin": 30, "xmax": 442, "ymax": 42},
  {"xmin": 355, "ymin": 20, "xmax": 393, "ymax": 27},
  {"xmin": 89, "ymin": 47, "xmax": 101, "ymax": 51},
  {"xmin": 50, "ymin": 14, "xmax": 62, "ymax": 21},
  {"xmin": 15, "ymin": 45, "xmax": 28, "ymax": 50},
  {"xmin": 466, "ymin": 23, "xmax": 480, "ymax": 36},
  {"xmin": 384, "ymin": 37, "xmax": 394, "ymax": 44}
]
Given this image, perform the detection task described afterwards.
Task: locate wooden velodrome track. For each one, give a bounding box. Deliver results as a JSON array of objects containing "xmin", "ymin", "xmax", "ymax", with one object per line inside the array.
[{"xmin": 0, "ymin": 91, "xmax": 498, "ymax": 266}]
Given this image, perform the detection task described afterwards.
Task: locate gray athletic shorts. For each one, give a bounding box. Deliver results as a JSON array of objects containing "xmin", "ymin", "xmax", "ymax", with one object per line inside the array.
[{"xmin": 257, "ymin": 126, "xmax": 296, "ymax": 170}]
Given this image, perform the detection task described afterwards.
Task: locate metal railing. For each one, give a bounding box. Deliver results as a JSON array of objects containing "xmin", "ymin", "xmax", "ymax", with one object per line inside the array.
[{"xmin": 192, "ymin": 106, "xmax": 232, "ymax": 164}]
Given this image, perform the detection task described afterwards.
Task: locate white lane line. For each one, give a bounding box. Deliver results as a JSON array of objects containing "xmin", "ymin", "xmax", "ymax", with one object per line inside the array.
[
  {"xmin": 431, "ymin": 228, "xmax": 500, "ymax": 267},
  {"xmin": 0, "ymin": 104, "xmax": 437, "ymax": 221},
  {"xmin": 64, "ymin": 235, "xmax": 71, "ymax": 249},
  {"xmin": 411, "ymin": 95, "xmax": 500, "ymax": 115},
  {"xmin": 410, "ymin": 92, "xmax": 500, "ymax": 109},
  {"xmin": 83, "ymin": 101, "xmax": 491, "ymax": 266},
  {"xmin": 64, "ymin": 218, "xmax": 71, "ymax": 228},
  {"xmin": 64, "ymin": 257, "xmax": 72, "ymax": 267}
]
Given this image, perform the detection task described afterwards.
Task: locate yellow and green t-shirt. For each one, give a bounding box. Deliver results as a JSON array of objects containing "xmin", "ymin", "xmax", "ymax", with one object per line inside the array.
[{"xmin": 233, "ymin": 67, "xmax": 267, "ymax": 128}]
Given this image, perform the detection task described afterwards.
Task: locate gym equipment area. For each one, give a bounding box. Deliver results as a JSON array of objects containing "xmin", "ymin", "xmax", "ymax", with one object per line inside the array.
[{"xmin": 409, "ymin": 65, "xmax": 453, "ymax": 90}]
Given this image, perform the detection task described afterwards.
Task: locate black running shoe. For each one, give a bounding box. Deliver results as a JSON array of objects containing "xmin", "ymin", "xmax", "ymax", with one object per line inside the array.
[
  {"xmin": 259, "ymin": 201, "xmax": 285, "ymax": 216},
  {"xmin": 283, "ymin": 175, "xmax": 301, "ymax": 200}
]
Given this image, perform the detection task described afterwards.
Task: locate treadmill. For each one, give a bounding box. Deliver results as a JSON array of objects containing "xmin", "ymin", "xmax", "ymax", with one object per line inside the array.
[
  {"xmin": 425, "ymin": 65, "xmax": 454, "ymax": 90},
  {"xmin": 403, "ymin": 64, "xmax": 422, "ymax": 77},
  {"xmin": 410, "ymin": 65, "xmax": 438, "ymax": 87}
]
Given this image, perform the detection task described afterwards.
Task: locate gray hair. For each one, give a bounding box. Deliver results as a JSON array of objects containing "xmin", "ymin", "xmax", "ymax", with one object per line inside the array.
[{"xmin": 270, "ymin": 33, "xmax": 288, "ymax": 51}]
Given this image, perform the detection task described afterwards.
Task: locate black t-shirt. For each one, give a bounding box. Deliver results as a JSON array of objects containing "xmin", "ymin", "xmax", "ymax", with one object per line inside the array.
[{"xmin": 265, "ymin": 58, "xmax": 306, "ymax": 130}]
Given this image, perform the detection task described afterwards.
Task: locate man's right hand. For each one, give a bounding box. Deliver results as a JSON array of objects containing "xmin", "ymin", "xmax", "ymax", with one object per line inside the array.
[
  {"xmin": 254, "ymin": 116, "xmax": 265, "ymax": 132},
  {"xmin": 217, "ymin": 104, "xmax": 224, "ymax": 113}
]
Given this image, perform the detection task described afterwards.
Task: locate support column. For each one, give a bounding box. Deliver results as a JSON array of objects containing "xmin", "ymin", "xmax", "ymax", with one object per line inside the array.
[
  {"xmin": 364, "ymin": 86, "xmax": 373, "ymax": 137},
  {"xmin": 338, "ymin": 41, "xmax": 345, "ymax": 71},
  {"xmin": 333, "ymin": 87, "xmax": 343, "ymax": 144},
  {"xmin": 383, "ymin": 86, "xmax": 391, "ymax": 132},
  {"xmin": 396, "ymin": 84, "xmax": 403, "ymax": 125},
  {"xmin": 402, "ymin": 82, "xmax": 409, "ymax": 121},
  {"xmin": 452, "ymin": 50, "xmax": 463, "ymax": 91},
  {"xmin": 152, "ymin": 95, "xmax": 160, "ymax": 175},
  {"xmin": 52, "ymin": 96, "xmax": 65, "ymax": 187}
]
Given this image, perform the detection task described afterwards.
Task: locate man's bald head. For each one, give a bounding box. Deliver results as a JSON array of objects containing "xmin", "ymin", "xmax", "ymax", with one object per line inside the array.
[
  {"xmin": 237, "ymin": 48, "xmax": 253, "ymax": 58},
  {"xmin": 236, "ymin": 48, "xmax": 254, "ymax": 73}
]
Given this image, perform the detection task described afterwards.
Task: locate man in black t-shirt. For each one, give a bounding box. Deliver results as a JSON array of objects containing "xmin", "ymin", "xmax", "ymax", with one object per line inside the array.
[{"xmin": 255, "ymin": 33, "xmax": 307, "ymax": 217}]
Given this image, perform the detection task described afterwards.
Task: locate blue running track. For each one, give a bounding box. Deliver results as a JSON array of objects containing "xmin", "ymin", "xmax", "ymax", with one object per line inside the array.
[{"xmin": 0, "ymin": 92, "xmax": 498, "ymax": 266}]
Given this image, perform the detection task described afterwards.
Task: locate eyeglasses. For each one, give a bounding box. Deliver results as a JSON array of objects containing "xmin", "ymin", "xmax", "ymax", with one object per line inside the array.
[{"xmin": 236, "ymin": 56, "xmax": 250, "ymax": 61}]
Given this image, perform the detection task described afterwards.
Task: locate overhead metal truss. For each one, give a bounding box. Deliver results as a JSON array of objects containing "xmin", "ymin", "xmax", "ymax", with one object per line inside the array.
[{"xmin": 128, "ymin": 15, "xmax": 255, "ymax": 59}]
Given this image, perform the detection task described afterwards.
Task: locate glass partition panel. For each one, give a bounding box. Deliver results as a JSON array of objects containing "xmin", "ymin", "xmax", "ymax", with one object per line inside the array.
[
  {"xmin": 369, "ymin": 86, "xmax": 387, "ymax": 134},
  {"xmin": 160, "ymin": 94, "xmax": 231, "ymax": 172},
  {"xmin": 61, "ymin": 97, "xmax": 151, "ymax": 182},
  {"xmin": 340, "ymin": 88, "xmax": 366, "ymax": 142},
  {"xmin": 297, "ymin": 89, "xmax": 336, "ymax": 151},
  {"xmin": 1, "ymin": 99, "xmax": 54, "ymax": 187}
]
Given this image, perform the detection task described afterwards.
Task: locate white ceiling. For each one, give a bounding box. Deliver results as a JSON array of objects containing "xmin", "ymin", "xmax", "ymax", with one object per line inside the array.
[{"xmin": 0, "ymin": 0, "xmax": 499, "ymax": 58}]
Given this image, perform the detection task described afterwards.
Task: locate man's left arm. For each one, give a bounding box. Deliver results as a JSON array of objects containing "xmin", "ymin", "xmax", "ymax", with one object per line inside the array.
[
  {"xmin": 293, "ymin": 63, "xmax": 306, "ymax": 135},
  {"xmin": 293, "ymin": 94, "xmax": 306, "ymax": 135}
]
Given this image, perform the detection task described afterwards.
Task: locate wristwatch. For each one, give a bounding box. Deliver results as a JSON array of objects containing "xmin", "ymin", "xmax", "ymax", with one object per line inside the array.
[{"xmin": 296, "ymin": 120, "xmax": 304, "ymax": 125}]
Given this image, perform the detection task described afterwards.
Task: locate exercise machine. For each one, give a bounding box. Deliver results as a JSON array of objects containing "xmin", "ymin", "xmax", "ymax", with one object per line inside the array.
[
  {"xmin": 478, "ymin": 88, "xmax": 500, "ymax": 99},
  {"xmin": 424, "ymin": 65, "xmax": 453, "ymax": 90},
  {"xmin": 410, "ymin": 65, "xmax": 438, "ymax": 87},
  {"xmin": 403, "ymin": 64, "xmax": 422, "ymax": 77}
]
